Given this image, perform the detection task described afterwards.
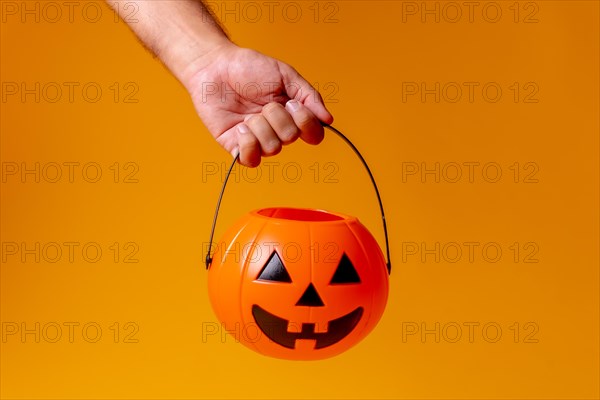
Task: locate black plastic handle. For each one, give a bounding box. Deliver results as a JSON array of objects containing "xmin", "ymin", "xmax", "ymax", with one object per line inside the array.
[{"xmin": 205, "ymin": 124, "xmax": 392, "ymax": 274}]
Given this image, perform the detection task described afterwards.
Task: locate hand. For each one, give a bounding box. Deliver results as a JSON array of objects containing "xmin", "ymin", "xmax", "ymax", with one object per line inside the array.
[{"xmin": 184, "ymin": 43, "xmax": 334, "ymax": 167}]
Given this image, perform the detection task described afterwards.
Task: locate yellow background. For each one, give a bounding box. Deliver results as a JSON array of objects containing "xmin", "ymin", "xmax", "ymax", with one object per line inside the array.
[{"xmin": 1, "ymin": 0, "xmax": 598, "ymax": 398}]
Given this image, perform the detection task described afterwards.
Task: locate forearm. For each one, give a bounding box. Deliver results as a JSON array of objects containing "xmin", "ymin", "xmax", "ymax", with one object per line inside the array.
[
  {"xmin": 106, "ymin": 0, "xmax": 232, "ymax": 84},
  {"xmin": 107, "ymin": 0, "xmax": 333, "ymax": 167}
]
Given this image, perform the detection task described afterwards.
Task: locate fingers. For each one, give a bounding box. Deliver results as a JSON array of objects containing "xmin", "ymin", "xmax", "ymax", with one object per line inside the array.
[
  {"xmin": 302, "ymin": 89, "xmax": 334, "ymax": 125},
  {"xmin": 285, "ymin": 99, "xmax": 324, "ymax": 145},
  {"xmin": 235, "ymin": 98, "xmax": 328, "ymax": 167},
  {"xmin": 236, "ymin": 124, "xmax": 260, "ymax": 168},
  {"xmin": 261, "ymin": 102, "xmax": 299, "ymax": 145},
  {"xmin": 280, "ymin": 64, "xmax": 334, "ymax": 125},
  {"xmin": 246, "ymin": 113, "xmax": 282, "ymax": 156}
]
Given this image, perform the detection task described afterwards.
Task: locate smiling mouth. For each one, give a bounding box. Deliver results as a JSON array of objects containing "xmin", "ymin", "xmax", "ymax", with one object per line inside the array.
[{"xmin": 251, "ymin": 305, "xmax": 363, "ymax": 349}]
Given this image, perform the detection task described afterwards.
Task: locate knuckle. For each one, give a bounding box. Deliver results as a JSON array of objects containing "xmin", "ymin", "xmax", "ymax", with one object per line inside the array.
[
  {"xmin": 262, "ymin": 140, "xmax": 282, "ymax": 156},
  {"xmin": 279, "ymin": 126, "xmax": 300, "ymax": 143},
  {"xmin": 247, "ymin": 114, "xmax": 264, "ymax": 126},
  {"xmin": 241, "ymin": 151, "xmax": 260, "ymax": 168},
  {"xmin": 240, "ymin": 131, "xmax": 258, "ymax": 145},
  {"xmin": 297, "ymin": 114, "xmax": 317, "ymax": 130},
  {"xmin": 240, "ymin": 142, "xmax": 254, "ymax": 152},
  {"xmin": 262, "ymin": 102, "xmax": 284, "ymax": 116},
  {"xmin": 239, "ymin": 139, "xmax": 259, "ymax": 154}
]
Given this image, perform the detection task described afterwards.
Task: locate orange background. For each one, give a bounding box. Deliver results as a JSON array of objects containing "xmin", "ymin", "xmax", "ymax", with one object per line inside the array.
[{"xmin": 1, "ymin": 1, "xmax": 598, "ymax": 398}]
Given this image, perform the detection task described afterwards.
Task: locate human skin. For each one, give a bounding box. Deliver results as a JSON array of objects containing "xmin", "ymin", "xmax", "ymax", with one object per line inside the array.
[{"xmin": 106, "ymin": 0, "xmax": 334, "ymax": 167}]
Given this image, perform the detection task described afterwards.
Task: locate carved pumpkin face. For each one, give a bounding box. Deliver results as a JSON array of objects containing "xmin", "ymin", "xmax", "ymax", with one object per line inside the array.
[{"xmin": 208, "ymin": 207, "xmax": 389, "ymax": 360}]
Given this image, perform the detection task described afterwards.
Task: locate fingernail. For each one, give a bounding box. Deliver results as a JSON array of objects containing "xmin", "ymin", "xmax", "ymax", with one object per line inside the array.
[
  {"xmin": 238, "ymin": 123, "xmax": 250, "ymax": 134},
  {"xmin": 286, "ymin": 100, "xmax": 300, "ymax": 112}
]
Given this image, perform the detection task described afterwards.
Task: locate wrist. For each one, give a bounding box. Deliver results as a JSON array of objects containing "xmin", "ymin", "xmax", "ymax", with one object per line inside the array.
[
  {"xmin": 176, "ymin": 39, "xmax": 237, "ymax": 92},
  {"xmin": 159, "ymin": 19, "xmax": 233, "ymax": 87},
  {"xmin": 114, "ymin": 0, "xmax": 233, "ymax": 87}
]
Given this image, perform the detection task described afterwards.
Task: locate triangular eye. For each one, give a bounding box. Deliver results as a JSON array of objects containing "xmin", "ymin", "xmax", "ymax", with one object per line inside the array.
[
  {"xmin": 256, "ymin": 251, "xmax": 292, "ymax": 283},
  {"xmin": 329, "ymin": 253, "xmax": 361, "ymax": 284}
]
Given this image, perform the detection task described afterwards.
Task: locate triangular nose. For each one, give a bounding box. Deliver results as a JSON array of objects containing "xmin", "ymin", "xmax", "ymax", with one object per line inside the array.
[{"xmin": 295, "ymin": 283, "xmax": 324, "ymax": 307}]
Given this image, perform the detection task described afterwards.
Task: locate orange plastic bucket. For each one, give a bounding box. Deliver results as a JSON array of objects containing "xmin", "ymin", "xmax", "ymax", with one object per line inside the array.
[{"xmin": 205, "ymin": 125, "xmax": 391, "ymax": 360}]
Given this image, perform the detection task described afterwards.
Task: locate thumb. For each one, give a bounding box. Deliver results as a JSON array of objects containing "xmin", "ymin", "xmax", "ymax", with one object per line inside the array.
[{"xmin": 281, "ymin": 64, "xmax": 334, "ymax": 125}]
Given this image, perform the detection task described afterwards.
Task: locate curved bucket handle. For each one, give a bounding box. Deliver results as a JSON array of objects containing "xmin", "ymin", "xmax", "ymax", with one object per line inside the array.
[{"xmin": 205, "ymin": 124, "xmax": 392, "ymax": 274}]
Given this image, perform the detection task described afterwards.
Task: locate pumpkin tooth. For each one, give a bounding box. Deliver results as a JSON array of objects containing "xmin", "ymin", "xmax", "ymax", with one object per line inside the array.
[
  {"xmin": 286, "ymin": 320, "xmax": 303, "ymax": 333},
  {"xmin": 314, "ymin": 322, "xmax": 329, "ymax": 334}
]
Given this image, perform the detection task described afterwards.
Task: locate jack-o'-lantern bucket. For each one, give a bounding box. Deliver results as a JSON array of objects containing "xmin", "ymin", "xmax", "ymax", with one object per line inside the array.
[{"xmin": 204, "ymin": 125, "xmax": 391, "ymax": 360}]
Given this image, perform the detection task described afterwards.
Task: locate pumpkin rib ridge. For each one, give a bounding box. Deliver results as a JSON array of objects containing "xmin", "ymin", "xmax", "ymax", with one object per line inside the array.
[
  {"xmin": 308, "ymin": 220, "xmax": 314, "ymax": 330},
  {"xmin": 210, "ymin": 218, "xmax": 248, "ymax": 328},
  {"xmin": 344, "ymin": 220, "xmax": 380, "ymax": 337},
  {"xmin": 214, "ymin": 217, "xmax": 249, "ymax": 320},
  {"xmin": 238, "ymin": 219, "xmax": 269, "ymax": 353},
  {"xmin": 222, "ymin": 222, "xmax": 247, "ymax": 262}
]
